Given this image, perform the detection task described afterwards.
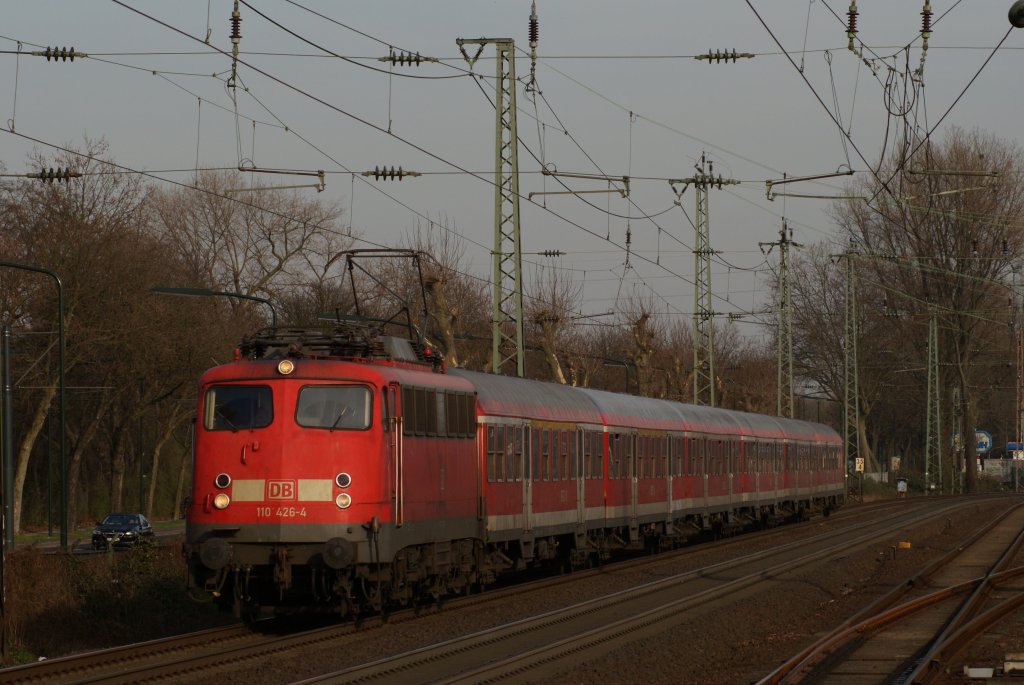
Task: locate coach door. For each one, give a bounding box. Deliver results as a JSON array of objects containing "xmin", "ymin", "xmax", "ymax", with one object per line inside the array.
[
  {"xmin": 520, "ymin": 424, "xmax": 531, "ymax": 532},
  {"xmin": 388, "ymin": 382, "xmax": 404, "ymax": 527},
  {"xmin": 576, "ymin": 428, "xmax": 585, "ymax": 531},
  {"xmin": 629, "ymin": 433, "xmax": 638, "ymax": 530}
]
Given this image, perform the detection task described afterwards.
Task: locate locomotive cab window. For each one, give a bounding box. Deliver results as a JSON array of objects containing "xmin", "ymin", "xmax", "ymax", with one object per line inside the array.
[
  {"xmin": 296, "ymin": 385, "xmax": 372, "ymax": 430},
  {"xmin": 204, "ymin": 385, "xmax": 273, "ymax": 431}
]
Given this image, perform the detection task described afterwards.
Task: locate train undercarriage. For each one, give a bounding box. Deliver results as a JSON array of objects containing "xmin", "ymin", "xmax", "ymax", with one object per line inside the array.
[{"xmin": 187, "ymin": 493, "xmax": 842, "ymax": 621}]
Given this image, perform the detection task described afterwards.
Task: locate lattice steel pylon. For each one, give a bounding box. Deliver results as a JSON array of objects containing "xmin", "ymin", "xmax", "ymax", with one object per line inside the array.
[
  {"xmin": 670, "ymin": 155, "xmax": 737, "ymax": 406},
  {"xmin": 762, "ymin": 221, "xmax": 800, "ymax": 417},
  {"xmin": 925, "ymin": 310, "xmax": 942, "ymax": 493},
  {"xmin": 457, "ymin": 37, "xmax": 524, "ymax": 377},
  {"xmin": 693, "ymin": 175, "xmax": 714, "ymax": 406},
  {"xmin": 842, "ymin": 251, "xmax": 860, "ymax": 499}
]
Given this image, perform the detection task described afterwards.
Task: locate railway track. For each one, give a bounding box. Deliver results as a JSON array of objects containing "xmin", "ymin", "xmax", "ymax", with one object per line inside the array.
[
  {"xmin": 290, "ymin": 498, "xmax": 992, "ymax": 685},
  {"xmin": 0, "ymin": 497, "xmax": 998, "ymax": 684},
  {"xmin": 756, "ymin": 499, "xmax": 1024, "ymax": 685}
]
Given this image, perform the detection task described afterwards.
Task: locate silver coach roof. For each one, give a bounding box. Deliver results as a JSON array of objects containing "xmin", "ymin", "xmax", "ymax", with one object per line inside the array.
[
  {"xmin": 449, "ymin": 369, "xmax": 839, "ymax": 441},
  {"xmin": 448, "ymin": 369, "xmax": 604, "ymax": 423}
]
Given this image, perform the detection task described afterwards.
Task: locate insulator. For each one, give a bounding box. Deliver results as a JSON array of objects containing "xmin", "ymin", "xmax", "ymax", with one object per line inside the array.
[
  {"xmin": 44, "ymin": 46, "xmax": 78, "ymax": 62},
  {"xmin": 373, "ymin": 165, "xmax": 403, "ymax": 180},
  {"xmin": 847, "ymin": 1, "xmax": 858, "ymax": 49},
  {"xmin": 920, "ymin": 1, "xmax": 932, "ymax": 38},
  {"xmin": 230, "ymin": 7, "xmax": 242, "ymax": 42},
  {"xmin": 529, "ymin": 2, "xmax": 539, "ymax": 47},
  {"xmin": 33, "ymin": 167, "xmax": 79, "ymax": 183},
  {"xmin": 384, "ymin": 50, "xmax": 423, "ymax": 67},
  {"xmin": 539, "ymin": 250, "xmax": 564, "ymax": 257}
]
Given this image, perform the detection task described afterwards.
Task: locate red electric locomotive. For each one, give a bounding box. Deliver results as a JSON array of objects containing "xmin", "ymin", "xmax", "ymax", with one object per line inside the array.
[{"xmin": 184, "ymin": 324, "xmax": 843, "ymax": 619}]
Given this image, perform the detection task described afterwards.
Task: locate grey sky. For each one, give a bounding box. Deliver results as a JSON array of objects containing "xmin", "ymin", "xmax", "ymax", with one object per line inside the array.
[{"xmin": 2, "ymin": 1, "xmax": 1021, "ymax": 341}]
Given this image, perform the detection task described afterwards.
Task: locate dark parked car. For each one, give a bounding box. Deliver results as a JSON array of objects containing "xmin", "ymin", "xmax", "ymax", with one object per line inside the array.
[{"xmin": 92, "ymin": 512, "xmax": 155, "ymax": 550}]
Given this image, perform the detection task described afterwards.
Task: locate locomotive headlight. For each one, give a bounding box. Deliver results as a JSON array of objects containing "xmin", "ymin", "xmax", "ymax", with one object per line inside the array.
[
  {"xmin": 277, "ymin": 359, "xmax": 295, "ymax": 375},
  {"xmin": 335, "ymin": 493, "xmax": 352, "ymax": 509},
  {"xmin": 213, "ymin": 493, "xmax": 231, "ymax": 509},
  {"xmin": 335, "ymin": 472, "xmax": 352, "ymax": 488},
  {"xmin": 214, "ymin": 473, "xmax": 231, "ymax": 489}
]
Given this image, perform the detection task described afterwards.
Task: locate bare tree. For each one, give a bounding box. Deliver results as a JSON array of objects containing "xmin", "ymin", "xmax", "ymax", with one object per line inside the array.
[
  {"xmin": 826, "ymin": 127, "xmax": 1024, "ymax": 490},
  {"xmin": 614, "ymin": 296, "xmax": 664, "ymax": 396},
  {"xmin": 524, "ymin": 263, "xmax": 582, "ymax": 384},
  {"xmin": 402, "ymin": 220, "xmax": 489, "ymax": 368},
  {"xmin": 152, "ymin": 170, "xmax": 346, "ymax": 322},
  {"xmin": 0, "ymin": 139, "xmax": 153, "ymax": 531}
]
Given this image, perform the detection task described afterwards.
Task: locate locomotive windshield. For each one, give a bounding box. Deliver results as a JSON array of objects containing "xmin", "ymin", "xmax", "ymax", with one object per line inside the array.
[
  {"xmin": 296, "ymin": 385, "xmax": 372, "ymax": 430},
  {"xmin": 204, "ymin": 385, "xmax": 273, "ymax": 431}
]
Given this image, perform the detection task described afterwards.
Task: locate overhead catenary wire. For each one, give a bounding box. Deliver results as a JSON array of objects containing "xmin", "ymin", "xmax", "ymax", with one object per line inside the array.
[
  {"xmin": 2, "ymin": 10, "xmax": 806, "ymax": 313},
  {"xmin": 56, "ymin": 3, "xmax": 798, "ymax": 323},
  {"xmin": 2, "ymin": 126, "xmax": 625, "ymax": 332}
]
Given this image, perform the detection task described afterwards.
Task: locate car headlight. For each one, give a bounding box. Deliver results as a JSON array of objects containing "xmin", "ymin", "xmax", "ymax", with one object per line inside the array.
[
  {"xmin": 213, "ymin": 493, "xmax": 231, "ymax": 509},
  {"xmin": 335, "ymin": 493, "xmax": 352, "ymax": 509}
]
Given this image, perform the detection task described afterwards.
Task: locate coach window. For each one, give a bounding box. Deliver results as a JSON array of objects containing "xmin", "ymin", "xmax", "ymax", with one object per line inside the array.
[
  {"xmin": 296, "ymin": 385, "xmax": 371, "ymax": 430},
  {"xmin": 541, "ymin": 429, "xmax": 551, "ymax": 480},
  {"xmin": 504, "ymin": 428, "xmax": 516, "ymax": 482},
  {"xmin": 635, "ymin": 437, "xmax": 644, "ymax": 479},
  {"xmin": 612, "ymin": 434, "xmax": 623, "ymax": 479},
  {"xmin": 585, "ymin": 432, "xmax": 593, "ymax": 475},
  {"xmin": 622, "ymin": 436, "xmax": 631, "ymax": 479},
  {"xmin": 609, "ymin": 434, "xmax": 620, "ymax": 479},
  {"xmin": 553, "ymin": 429, "xmax": 562, "ymax": 480},
  {"xmin": 564, "ymin": 431, "xmax": 572, "ymax": 480},
  {"xmin": 588, "ymin": 433, "xmax": 601, "ymax": 479},
  {"xmin": 536, "ymin": 427, "xmax": 544, "ymax": 481},
  {"xmin": 494, "ymin": 426, "xmax": 506, "ymax": 482},
  {"xmin": 551, "ymin": 430, "xmax": 561, "ymax": 481},
  {"xmin": 513, "ymin": 427, "xmax": 525, "ymax": 481},
  {"xmin": 204, "ymin": 385, "xmax": 273, "ymax": 431},
  {"xmin": 645, "ymin": 437, "xmax": 653, "ymax": 478},
  {"xmin": 486, "ymin": 426, "xmax": 497, "ymax": 482}
]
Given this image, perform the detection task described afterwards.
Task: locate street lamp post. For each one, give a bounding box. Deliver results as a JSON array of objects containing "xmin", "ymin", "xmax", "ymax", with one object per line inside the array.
[
  {"xmin": 602, "ymin": 359, "xmax": 635, "ymax": 394},
  {"xmin": 0, "ymin": 261, "xmax": 66, "ymax": 550},
  {"xmin": 151, "ymin": 287, "xmax": 277, "ymax": 329}
]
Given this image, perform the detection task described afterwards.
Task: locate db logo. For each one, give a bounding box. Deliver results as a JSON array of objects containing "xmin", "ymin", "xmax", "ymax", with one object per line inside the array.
[{"xmin": 267, "ymin": 480, "xmax": 296, "ymax": 500}]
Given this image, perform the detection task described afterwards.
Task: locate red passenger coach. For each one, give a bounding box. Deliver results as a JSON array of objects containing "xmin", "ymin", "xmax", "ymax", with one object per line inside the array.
[
  {"xmin": 447, "ymin": 370, "xmax": 606, "ymax": 564},
  {"xmin": 185, "ymin": 325, "xmax": 843, "ymax": 619}
]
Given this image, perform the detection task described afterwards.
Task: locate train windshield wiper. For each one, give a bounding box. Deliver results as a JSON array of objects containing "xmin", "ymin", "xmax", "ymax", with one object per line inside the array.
[
  {"xmin": 216, "ymin": 407, "xmax": 238, "ymax": 432},
  {"xmin": 329, "ymin": 406, "xmax": 351, "ymax": 432}
]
